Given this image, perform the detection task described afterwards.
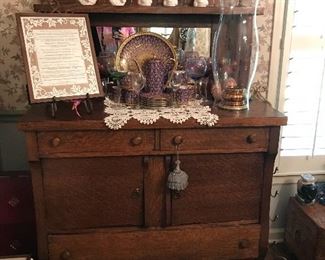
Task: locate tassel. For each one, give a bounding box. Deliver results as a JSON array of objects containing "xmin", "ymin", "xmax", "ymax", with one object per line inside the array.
[{"xmin": 167, "ymin": 160, "xmax": 189, "ymax": 191}]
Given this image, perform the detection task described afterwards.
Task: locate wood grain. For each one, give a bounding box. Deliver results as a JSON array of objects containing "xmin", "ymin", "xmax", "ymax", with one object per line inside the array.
[
  {"xmin": 34, "ymin": 4, "xmax": 264, "ymax": 15},
  {"xmin": 259, "ymin": 127, "xmax": 280, "ymax": 257},
  {"xmin": 37, "ymin": 130, "xmax": 154, "ymax": 157},
  {"xmin": 285, "ymin": 198, "xmax": 325, "ymax": 260},
  {"xmin": 171, "ymin": 153, "xmax": 264, "ymax": 225},
  {"xmin": 161, "ymin": 127, "xmax": 269, "ymax": 153},
  {"xmin": 42, "ymin": 157, "xmax": 144, "ymax": 230},
  {"xmin": 17, "ymin": 100, "xmax": 287, "ymax": 132},
  {"xmin": 19, "ymin": 99, "xmax": 287, "ymax": 259},
  {"xmin": 144, "ymin": 156, "xmax": 165, "ymax": 227},
  {"xmin": 48, "ymin": 224, "xmax": 261, "ymax": 260}
]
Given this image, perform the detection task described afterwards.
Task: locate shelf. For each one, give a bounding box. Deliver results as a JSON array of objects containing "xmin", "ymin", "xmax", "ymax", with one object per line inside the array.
[{"xmin": 34, "ymin": 4, "xmax": 264, "ymax": 15}]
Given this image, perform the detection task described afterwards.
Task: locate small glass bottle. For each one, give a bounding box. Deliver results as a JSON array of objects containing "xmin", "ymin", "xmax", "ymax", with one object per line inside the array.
[{"xmin": 296, "ymin": 173, "xmax": 317, "ymax": 205}]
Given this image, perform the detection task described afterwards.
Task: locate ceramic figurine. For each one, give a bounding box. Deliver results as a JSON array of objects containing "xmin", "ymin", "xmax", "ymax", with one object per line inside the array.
[
  {"xmin": 138, "ymin": 0, "xmax": 152, "ymax": 6},
  {"xmin": 78, "ymin": 0, "xmax": 97, "ymax": 5},
  {"xmin": 109, "ymin": 0, "xmax": 127, "ymax": 6},
  {"xmin": 193, "ymin": 0, "xmax": 209, "ymax": 7},
  {"xmin": 163, "ymin": 0, "xmax": 178, "ymax": 7}
]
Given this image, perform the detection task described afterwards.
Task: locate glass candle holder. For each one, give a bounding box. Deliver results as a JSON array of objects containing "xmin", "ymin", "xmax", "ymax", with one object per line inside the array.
[{"xmin": 212, "ymin": 0, "xmax": 259, "ymax": 110}]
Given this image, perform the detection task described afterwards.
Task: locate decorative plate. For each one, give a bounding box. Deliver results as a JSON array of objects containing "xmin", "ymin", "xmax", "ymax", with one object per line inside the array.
[{"xmin": 115, "ymin": 32, "xmax": 176, "ymax": 74}]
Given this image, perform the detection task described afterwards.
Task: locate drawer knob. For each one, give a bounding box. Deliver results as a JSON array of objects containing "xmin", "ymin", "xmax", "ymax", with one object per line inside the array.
[
  {"xmin": 238, "ymin": 239, "xmax": 250, "ymax": 249},
  {"xmin": 173, "ymin": 135, "xmax": 183, "ymax": 145},
  {"xmin": 51, "ymin": 137, "xmax": 61, "ymax": 147},
  {"xmin": 246, "ymin": 134, "xmax": 257, "ymax": 144},
  {"xmin": 131, "ymin": 136, "xmax": 143, "ymax": 146},
  {"xmin": 132, "ymin": 187, "xmax": 141, "ymax": 198},
  {"xmin": 61, "ymin": 250, "xmax": 71, "ymax": 260}
]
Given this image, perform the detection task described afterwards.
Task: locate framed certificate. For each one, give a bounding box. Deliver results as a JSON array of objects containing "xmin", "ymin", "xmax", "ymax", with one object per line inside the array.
[{"xmin": 16, "ymin": 13, "xmax": 103, "ymax": 103}]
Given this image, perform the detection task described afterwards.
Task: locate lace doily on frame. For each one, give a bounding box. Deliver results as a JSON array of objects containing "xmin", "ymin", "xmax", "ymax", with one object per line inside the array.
[{"xmin": 103, "ymin": 98, "xmax": 219, "ymax": 130}]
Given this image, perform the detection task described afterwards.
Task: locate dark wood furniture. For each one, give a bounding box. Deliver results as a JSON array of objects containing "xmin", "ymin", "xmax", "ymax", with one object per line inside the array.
[
  {"xmin": 18, "ymin": 100, "xmax": 286, "ymax": 259},
  {"xmin": 0, "ymin": 172, "xmax": 36, "ymax": 257},
  {"xmin": 285, "ymin": 197, "xmax": 325, "ymax": 260}
]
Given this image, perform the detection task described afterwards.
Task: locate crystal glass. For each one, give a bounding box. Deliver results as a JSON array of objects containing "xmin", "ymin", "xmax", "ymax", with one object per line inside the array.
[
  {"xmin": 129, "ymin": 72, "xmax": 146, "ymax": 108},
  {"xmin": 212, "ymin": 0, "xmax": 260, "ymax": 110},
  {"xmin": 167, "ymin": 70, "xmax": 187, "ymax": 107},
  {"xmin": 184, "ymin": 56, "xmax": 207, "ymax": 100}
]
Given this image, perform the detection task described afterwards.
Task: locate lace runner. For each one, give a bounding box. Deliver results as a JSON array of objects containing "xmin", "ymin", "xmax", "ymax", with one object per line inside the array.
[{"xmin": 104, "ymin": 98, "xmax": 219, "ymax": 130}]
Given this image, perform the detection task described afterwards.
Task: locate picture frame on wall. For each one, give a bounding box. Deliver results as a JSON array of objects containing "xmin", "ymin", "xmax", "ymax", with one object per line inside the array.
[{"xmin": 16, "ymin": 13, "xmax": 103, "ymax": 104}]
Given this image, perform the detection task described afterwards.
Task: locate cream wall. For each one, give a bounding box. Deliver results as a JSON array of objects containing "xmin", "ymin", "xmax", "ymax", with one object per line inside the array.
[{"xmin": 0, "ymin": 0, "xmax": 274, "ymax": 112}]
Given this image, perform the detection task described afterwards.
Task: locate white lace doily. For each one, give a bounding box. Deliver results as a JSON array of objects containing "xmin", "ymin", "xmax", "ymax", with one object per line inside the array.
[{"xmin": 104, "ymin": 98, "xmax": 219, "ymax": 130}]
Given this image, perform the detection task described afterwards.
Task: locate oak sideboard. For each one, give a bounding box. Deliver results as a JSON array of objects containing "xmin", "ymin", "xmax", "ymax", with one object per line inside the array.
[{"xmin": 18, "ymin": 99, "xmax": 286, "ymax": 259}]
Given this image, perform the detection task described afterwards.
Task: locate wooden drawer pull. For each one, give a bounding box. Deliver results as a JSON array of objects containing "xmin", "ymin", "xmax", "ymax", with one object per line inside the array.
[
  {"xmin": 131, "ymin": 136, "xmax": 143, "ymax": 146},
  {"xmin": 246, "ymin": 134, "xmax": 257, "ymax": 144},
  {"xmin": 173, "ymin": 135, "xmax": 183, "ymax": 145},
  {"xmin": 51, "ymin": 137, "xmax": 61, "ymax": 147},
  {"xmin": 238, "ymin": 239, "xmax": 250, "ymax": 249},
  {"xmin": 132, "ymin": 187, "xmax": 141, "ymax": 198},
  {"xmin": 60, "ymin": 249, "xmax": 71, "ymax": 260}
]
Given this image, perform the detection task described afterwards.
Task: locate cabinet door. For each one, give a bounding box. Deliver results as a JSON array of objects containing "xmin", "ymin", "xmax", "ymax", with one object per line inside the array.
[
  {"xmin": 170, "ymin": 153, "xmax": 264, "ymax": 225},
  {"xmin": 42, "ymin": 157, "xmax": 144, "ymax": 230}
]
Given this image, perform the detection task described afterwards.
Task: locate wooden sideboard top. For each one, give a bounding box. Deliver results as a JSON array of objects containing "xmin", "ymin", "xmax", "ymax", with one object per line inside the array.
[
  {"xmin": 18, "ymin": 99, "xmax": 287, "ymax": 131},
  {"xmin": 289, "ymin": 197, "xmax": 325, "ymax": 230}
]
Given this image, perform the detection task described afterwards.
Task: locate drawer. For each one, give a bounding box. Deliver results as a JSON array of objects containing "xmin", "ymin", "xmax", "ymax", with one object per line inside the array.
[
  {"xmin": 43, "ymin": 157, "xmax": 144, "ymax": 230},
  {"xmin": 0, "ymin": 176, "xmax": 35, "ymax": 224},
  {"xmin": 38, "ymin": 130, "xmax": 154, "ymax": 156},
  {"xmin": 48, "ymin": 224, "xmax": 260, "ymax": 259},
  {"xmin": 170, "ymin": 153, "xmax": 263, "ymax": 225},
  {"xmin": 161, "ymin": 128, "xmax": 269, "ymax": 153},
  {"xmin": 0, "ymin": 223, "xmax": 36, "ymax": 256}
]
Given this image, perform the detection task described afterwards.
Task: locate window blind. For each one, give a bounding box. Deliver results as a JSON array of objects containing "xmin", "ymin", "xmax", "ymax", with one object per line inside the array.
[{"xmin": 280, "ymin": 0, "xmax": 325, "ymax": 157}]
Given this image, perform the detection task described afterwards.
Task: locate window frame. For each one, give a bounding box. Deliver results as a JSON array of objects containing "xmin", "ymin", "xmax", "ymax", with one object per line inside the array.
[{"xmin": 267, "ymin": 0, "xmax": 325, "ymax": 178}]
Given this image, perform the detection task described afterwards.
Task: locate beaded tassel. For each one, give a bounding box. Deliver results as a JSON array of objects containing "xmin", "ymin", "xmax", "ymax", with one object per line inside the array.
[{"xmin": 167, "ymin": 145, "xmax": 189, "ymax": 191}]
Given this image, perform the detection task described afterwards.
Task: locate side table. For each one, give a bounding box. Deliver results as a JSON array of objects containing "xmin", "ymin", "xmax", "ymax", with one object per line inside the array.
[{"xmin": 285, "ymin": 197, "xmax": 325, "ymax": 260}]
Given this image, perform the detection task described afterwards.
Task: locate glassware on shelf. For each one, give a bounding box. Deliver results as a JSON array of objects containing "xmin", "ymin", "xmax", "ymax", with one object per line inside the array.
[
  {"xmin": 212, "ymin": 0, "xmax": 260, "ymax": 110},
  {"xmin": 185, "ymin": 57, "xmax": 207, "ymax": 99},
  {"xmin": 129, "ymin": 72, "xmax": 146, "ymax": 108},
  {"xmin": 167, "ymin": 70, "xmax": 187, "ymax": 107},
  {"xmin": 184, "ymin": 56, "xmax": 207, "ymax": 100},
  {"xmin": 198, "ymin": 76, "xmax": 209, "ymax": 104}
]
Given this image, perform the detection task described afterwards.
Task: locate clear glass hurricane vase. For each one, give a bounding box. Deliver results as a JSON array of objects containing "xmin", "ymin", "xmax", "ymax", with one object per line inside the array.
[{"xmin": 212, "ymin": 0, "xmax": 260, "ymax": 110}]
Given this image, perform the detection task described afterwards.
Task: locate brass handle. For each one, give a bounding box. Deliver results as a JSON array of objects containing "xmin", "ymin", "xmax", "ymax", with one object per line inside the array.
[
  {"xmin": 131, "ymin": 136, "xmax": 143, "ymax": 146},
  {"xmin": 173, "ymin": 135, "xmax": 183, "ymax": 145},
  {"xmin": 51, "ymin": 137, "xmax": 61, "ymax": 147},
  {"xmin": 238, "ymin": 239, "xmax": 250, "ymax": 249},
  {"xmin": 246, "ymin": 134, "xmax": 257, "ymax": 144},
  {"xmin": 132, "ymin": 187, "xmax": 141, "ymax": 198},
  {"xmin": 60, "ymin": 249, "xmax": 71, "ymax": 260}
]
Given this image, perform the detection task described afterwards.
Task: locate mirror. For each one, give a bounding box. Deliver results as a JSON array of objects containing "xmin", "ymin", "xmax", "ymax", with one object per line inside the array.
[{"xmin": 92, "ymin": 26, "xmax": 211, "ymax": 58}]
